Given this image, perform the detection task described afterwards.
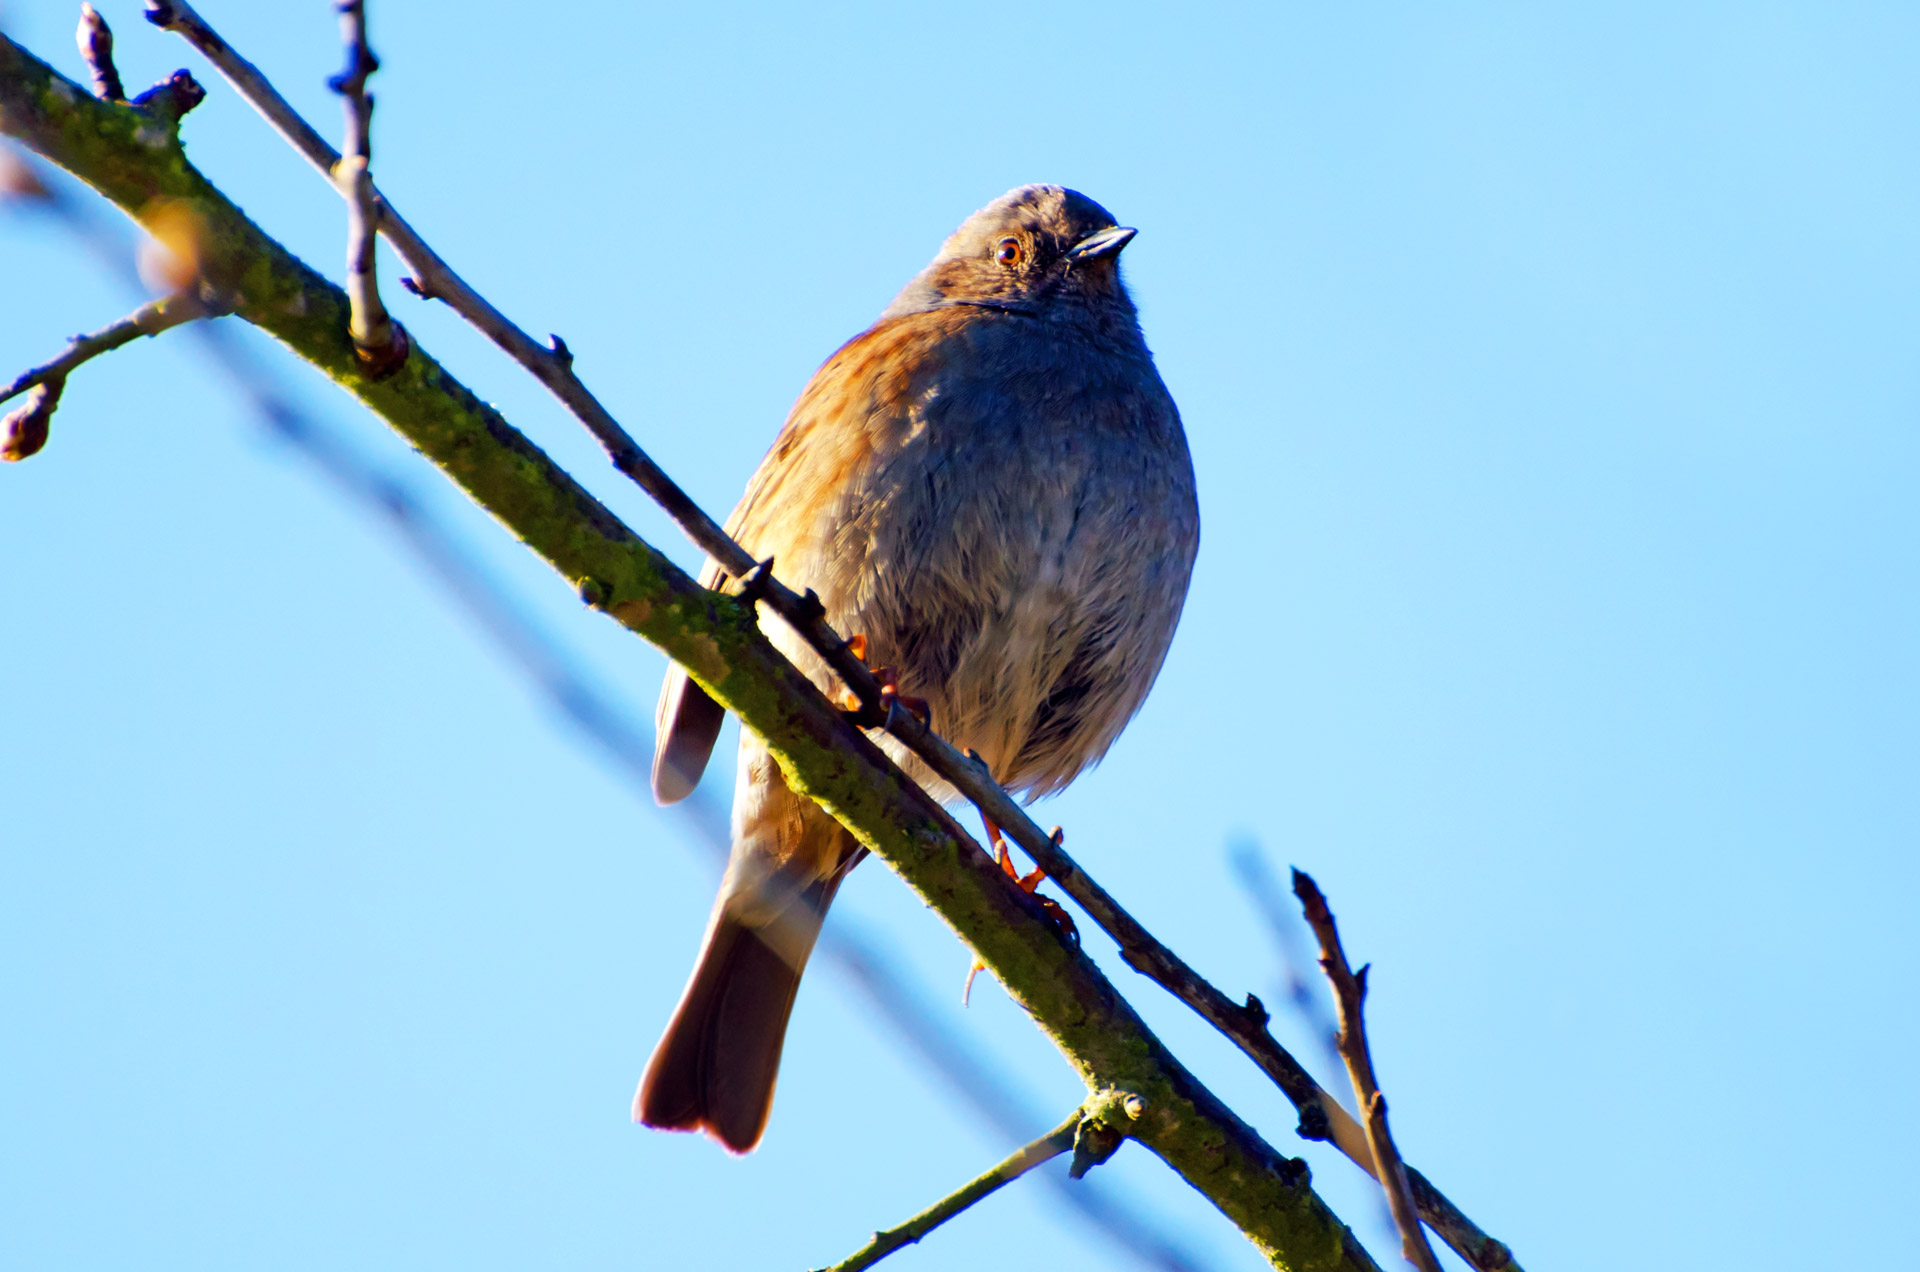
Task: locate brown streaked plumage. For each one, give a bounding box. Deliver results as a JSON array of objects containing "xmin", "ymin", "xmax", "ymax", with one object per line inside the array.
[{"xmin": 637, "ymin": 185, "xmax": 1199, "ymax": 1154}]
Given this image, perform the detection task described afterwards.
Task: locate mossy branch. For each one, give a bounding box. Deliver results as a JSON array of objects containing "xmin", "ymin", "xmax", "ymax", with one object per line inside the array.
[{"xmin": 1, "ymin": 33, "xmax": 1383, "ymax": 1272}]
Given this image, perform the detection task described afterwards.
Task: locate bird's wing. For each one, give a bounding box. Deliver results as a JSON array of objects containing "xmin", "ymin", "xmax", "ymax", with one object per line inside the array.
[{"xmin": 650, "ymin": 310, "xmax": 962, "ymax": 805}]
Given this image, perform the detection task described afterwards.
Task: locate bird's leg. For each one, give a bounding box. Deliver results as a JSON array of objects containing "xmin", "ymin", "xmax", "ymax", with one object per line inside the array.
[
  {"xmin": 834, "ymin": 634, "xmax": 869, "ymax": 712},
  {"xmin": 962, "ymin": 813, "xmax": 1007, "ymax": 1004},
  {"xmin": 963, "ymin": 821, "xmax": 1078, "ymax": 1006},
  {"xmin": 835, "ymin": 633, "xmax": 933, "ymax": 728},
  {"xmin": 1015, "ymin": 827, "xmax": 1079, "ymax": 946}
]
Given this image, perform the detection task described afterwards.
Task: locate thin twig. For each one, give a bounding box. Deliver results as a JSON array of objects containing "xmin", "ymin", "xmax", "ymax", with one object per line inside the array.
[
  {"xmin": 325, "ymin": 0, "xmax": 405, "ymax": 377},
  {"xmin": 1293, "ymin": 871, "xmax": 1443, "ymax": 1272},
  {"xmin": 133, "ymin": 11, "xmax": 1519, "ymax": 1267},
  {"xmin": 75, "ymin": 3, "xmax": 124, "ymax": 101},
  {"xmin": 1, "ymin": 291, "xmax": 214, "ymax": 407},
  {"xmin": 0, "ymin": 291, "xmax": 215, "ymax": 461},
  {"xmin": 813, "ymin": 1110, "xmax": 1085, "ymax": 1272},
  {"xmin": 1229, "ymin": 841, "xmax": 1345, "ymax": 1076},
  {"xmin": 78, "ymin": 5, "xmax": 203, "ymax": 123}
]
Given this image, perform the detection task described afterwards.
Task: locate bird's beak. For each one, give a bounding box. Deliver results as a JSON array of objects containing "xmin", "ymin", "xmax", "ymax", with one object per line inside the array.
[{"xmin": 1068, "ymin": 225, "xmax": 1137, "ymax": 261}]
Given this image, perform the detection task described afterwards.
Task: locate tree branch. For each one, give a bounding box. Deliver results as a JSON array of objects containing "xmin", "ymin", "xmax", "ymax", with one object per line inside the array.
[
  {"xmin": 325, "ymin": 0, "xmax": 405, "ymax": 377},
  {"xmin": 813, "ymin": 1108, "xmax": 1088, "ymax": 1272},
  {"xmin": 1293, "ymin": 871, "xmax": 1442, "ymax": 1272},
  {"xmin": 1, "ymin": 34, "xmax": 1384, "ymax": 1271},
  {"xmin": 0, "ymin": 290, "xmax": 216, "ymax": 461},
  {"xmin": 1, "ymin": 290, "xmax": 214, "ymax": 406},
  {"xmin": 127, "ymin": 22, "xmax": 1517, "ymax": 1266}
]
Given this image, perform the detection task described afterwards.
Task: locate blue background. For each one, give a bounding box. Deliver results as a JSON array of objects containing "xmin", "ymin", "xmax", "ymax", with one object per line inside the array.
[{"xmin": 3, "ymin": 2, "xmax": 1915, "ymax": 1269}]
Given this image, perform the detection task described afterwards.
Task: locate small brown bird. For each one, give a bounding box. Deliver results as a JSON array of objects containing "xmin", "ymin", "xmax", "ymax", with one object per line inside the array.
[{"xmin": 637, "ymin": 185, "xmax": 1199, "ymax": 1153}]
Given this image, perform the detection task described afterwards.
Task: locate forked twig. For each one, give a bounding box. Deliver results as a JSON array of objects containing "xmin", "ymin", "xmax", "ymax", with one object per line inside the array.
[{"xmin": 1293, "ymin": 870, "xmax": 1443, "ymax": 1272}]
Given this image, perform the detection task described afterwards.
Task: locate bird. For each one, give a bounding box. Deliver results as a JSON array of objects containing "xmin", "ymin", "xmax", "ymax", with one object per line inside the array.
[{"xmin": 636, "ymin": 184, "xmax": 1200, "ymax": 1154}]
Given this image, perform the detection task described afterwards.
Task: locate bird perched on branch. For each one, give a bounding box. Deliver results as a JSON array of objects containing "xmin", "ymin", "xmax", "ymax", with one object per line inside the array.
[{"xmin": 637, "ymin": 185, "xmax": 1200, "ymax": 1153}]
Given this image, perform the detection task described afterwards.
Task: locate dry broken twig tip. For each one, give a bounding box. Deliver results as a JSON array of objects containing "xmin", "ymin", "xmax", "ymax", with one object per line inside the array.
[
  {"xmin": 1292, "ymin": 869, "xmax": 1444, "ymax": 1272},
  {"xmin": 126, "ymin": 12, "xmax": 1520, "ymax": 1267},
  {"xmin": 131, "ymin": 69, "xmax": 206, "ymax": 124}
]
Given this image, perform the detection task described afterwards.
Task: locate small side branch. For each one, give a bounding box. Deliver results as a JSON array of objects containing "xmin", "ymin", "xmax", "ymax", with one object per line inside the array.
[
  {"xmin": 326, "ymin": 0, "xmax": 405, "ymax": 378},
  {"xmin": 1, "ymin": 292, "xmax": 215, "ymax": 460},
  {"xmin": 1293, "ymin": 870, "xmax": 1442, "ymax": 1272},
  {"xmin": 813, "ymin": 1110, "xmax": 1085, "ymax": 1272},
  {"xmin": 80, "ymin": 5, "xmax": 203, "ymax": 124},
  {"xmin": 76, "ymin": 3, "xmax": 124, "ymax": 101},
  {"xmin": 1, "ymin": 292, "xmax": 213, "ymax": 405}
]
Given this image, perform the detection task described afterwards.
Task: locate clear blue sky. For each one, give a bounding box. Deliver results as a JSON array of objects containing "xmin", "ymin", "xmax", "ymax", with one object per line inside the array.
[{"xmin": 4, "ymin": 3, "xmax": 1916, "ymax": 1269}]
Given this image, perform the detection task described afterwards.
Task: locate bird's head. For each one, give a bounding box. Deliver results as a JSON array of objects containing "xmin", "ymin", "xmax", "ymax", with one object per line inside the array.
[{"xmin": 883, "ymin": 185, "xmax": 1139, "ymax": 324}]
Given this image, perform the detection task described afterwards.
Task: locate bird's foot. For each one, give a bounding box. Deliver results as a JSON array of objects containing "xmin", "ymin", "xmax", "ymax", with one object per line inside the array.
[
  {"xmin": 963, "ymin": 821, "xmax": 1079, "ymax": 1005},
  {"xmin": 837, "ymin": 634, "xmax": 933, "ymax": 728}
]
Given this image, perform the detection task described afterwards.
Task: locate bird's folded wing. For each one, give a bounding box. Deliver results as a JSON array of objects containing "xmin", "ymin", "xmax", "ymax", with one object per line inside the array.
[{"xmin": 650, "ymin": 310, "xmax": 950, "ymax": 805}]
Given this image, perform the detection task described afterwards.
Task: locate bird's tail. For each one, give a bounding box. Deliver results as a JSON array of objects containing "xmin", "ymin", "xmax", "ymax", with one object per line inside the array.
[{"xmin": 635, "ymin": 840, "xmax": 856, "ymax": 1154}]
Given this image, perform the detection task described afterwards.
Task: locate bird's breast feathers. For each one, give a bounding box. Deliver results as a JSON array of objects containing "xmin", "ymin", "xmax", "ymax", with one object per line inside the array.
[{"xmin": 727, "ymin": 304, "xmax": 1198, "ymax": 793}]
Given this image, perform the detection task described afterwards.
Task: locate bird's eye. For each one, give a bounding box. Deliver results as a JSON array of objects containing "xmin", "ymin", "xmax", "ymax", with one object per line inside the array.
[{"xmin": 995, "ymin": 237, "xmax": 1023, "ymax": 267}]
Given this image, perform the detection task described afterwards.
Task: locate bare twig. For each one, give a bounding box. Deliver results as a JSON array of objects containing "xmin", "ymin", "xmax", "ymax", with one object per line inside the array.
[
  {"xmin": 1, "ymin": 291, "xmax": 215, "ymax": 407},
  {"xmin": 0, "ymin": 291, "xmax": 216, "ymax": 461},
  {"xmin": 813, "ymin": 1110, "xmax": 1086, "ymax": 1272},
  {"xmin": 1230, "ymin": 840, "xmax": 1344, "ymax": 1076},
  {"xmin": 325, "ymin": 0, "xmax": 405, "ymax": 378},
  {"xmin": 327, "ymin": 1, "xmax": 376, "ymax": 163},
  {"xmin": 1293, "ymin": 871, "xmax": 1442, "ymax": 1272},
  {"xmin": 75, "ymin": 3, "xmax": 123, "ymax": 101},
  {"xmin": 130, "ymin": 12, "xmax": 1518, "ymax": 1266}
]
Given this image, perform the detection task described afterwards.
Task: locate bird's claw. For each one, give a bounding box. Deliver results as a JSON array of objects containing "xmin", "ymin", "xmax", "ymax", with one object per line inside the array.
[
  {"xmin": 963, "ymin": 822, "xmax": 1078, "ymax": 1005},
  {"xmin": 837, "ymin": 634, "xmax": 933, "ymax": 728}
]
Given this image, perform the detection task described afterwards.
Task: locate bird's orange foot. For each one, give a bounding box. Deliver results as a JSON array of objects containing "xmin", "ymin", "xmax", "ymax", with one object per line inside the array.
[
  {"xmin": 836, "ymin": 634, "xmax": 933, "ymax": 728},
  {"xmin": 998, "ymin": 828, "xmax": 1080, "ymax": 946},
  {"xmin": 962, "ymin": 822, "xmax": 1079, "ymax": 1005}
]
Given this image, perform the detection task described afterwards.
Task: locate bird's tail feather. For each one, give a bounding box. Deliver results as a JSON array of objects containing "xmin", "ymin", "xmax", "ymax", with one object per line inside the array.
[{"xmin": 635, "ymin": 853, "xmax": 854, "ymax": 1154}]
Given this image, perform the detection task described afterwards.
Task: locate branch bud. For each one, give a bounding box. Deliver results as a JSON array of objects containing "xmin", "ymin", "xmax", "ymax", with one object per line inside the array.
[
  {"xmin": 3, "ymin": 379, "xmax": 64, "ymax": 462},
  {"xmin": 77, "ymin": 3, "xmax": 126, "ymax": 102}
]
